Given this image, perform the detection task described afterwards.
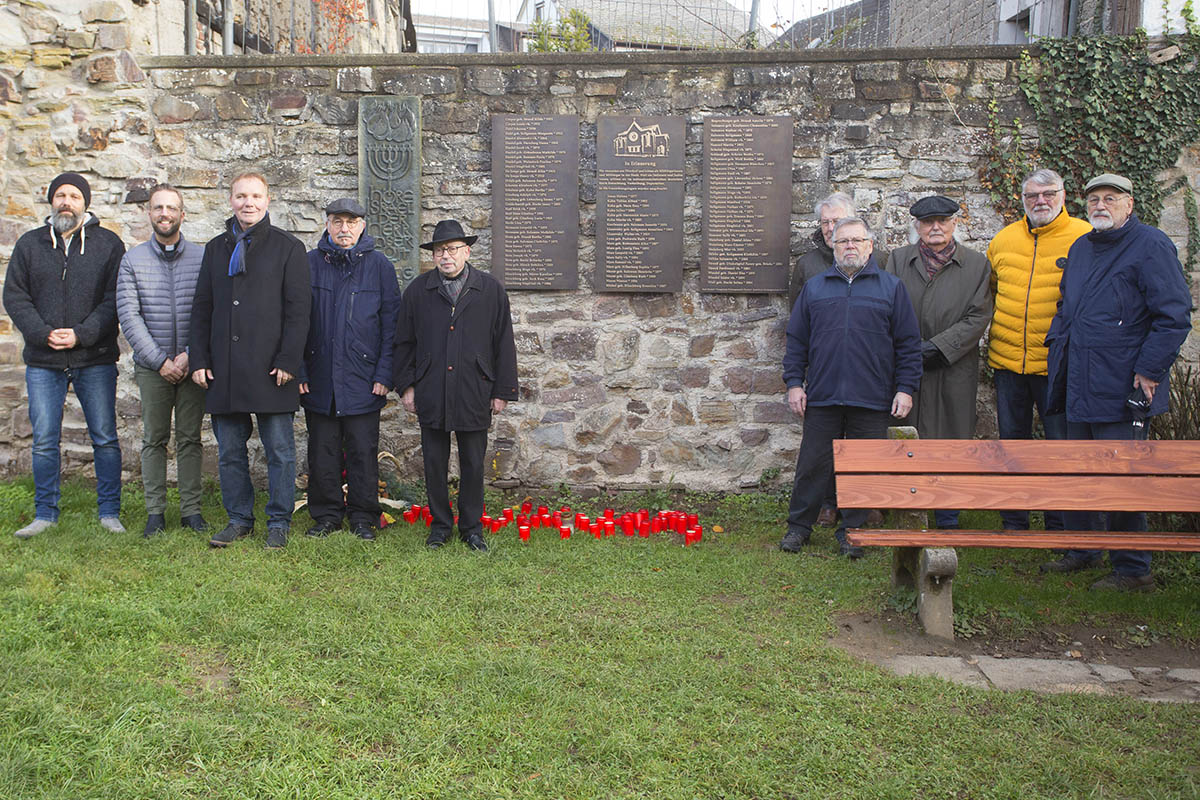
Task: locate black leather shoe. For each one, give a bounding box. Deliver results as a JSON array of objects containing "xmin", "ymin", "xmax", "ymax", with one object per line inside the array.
[
  {"xmin": 1040, "ymin": 553, "xmax": 1104, "ymax": 573},
  {"xmin": 780, "ymin": 528, "xmax": 810, "ymax": 553},
  {"xmin": 464, "ymin": 533, "xmax": 488, "ymax": 552},
  {"xmin": 180, "ymin": 514, "xmax": 209, "ymax": 532},
  {"xmin": 143, "ymin": 514, "xmax": 166, "ymax": 538},
  {"xmin": 839, "ymin": 542, "xmax": 866, "ymax": 559},
  {"xmin": 265, "ymin": 527, "xmax": 288, "ymax": 549},
  {"xmin": 426, "ymin": 531, "xmax": 450, "ymax": 549},
  {"xmin": 307, "ymin": 520, "xmax": 341, "ymax": 538},
  {"xmin": 352, "ymin": 524, "xmax": 376, "ymax": 541},
  {"xmin": 210, "ymin": 523, "xmax": 252, "ymax": 547}
]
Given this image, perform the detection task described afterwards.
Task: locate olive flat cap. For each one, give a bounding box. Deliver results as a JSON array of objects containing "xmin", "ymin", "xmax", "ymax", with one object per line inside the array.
[
  {"xmin": 1083, "ymin": 173, "xmax": 1133, "ymax": 195},
  {"xmin": 324, "ymin": 198, "xmax": 367, "ymax": 217},
  {"xmin": 909, "ymin": 195, "xmax": 961, "ymax": 219}
]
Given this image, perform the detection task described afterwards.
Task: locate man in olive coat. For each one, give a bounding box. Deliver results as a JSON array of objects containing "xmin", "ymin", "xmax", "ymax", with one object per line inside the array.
[
  {"xmin": 190, "ymin": 173, "xmax": 311, "ymax": 549},
  {"xmin": 885, "ymin": 195, "xmax": 993, "ymax": 529},
  {"xmin": 393, "ymin": 220, "xmax": 518, "ymax": 552}
]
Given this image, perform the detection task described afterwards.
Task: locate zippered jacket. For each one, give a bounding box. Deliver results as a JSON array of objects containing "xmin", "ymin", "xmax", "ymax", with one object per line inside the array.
[
  {"xmin": 2, "ymin": 214, "xmax": 124, "ymax": 369},
  {"xmin": 986, "ymin": 208, "xmax": 1091, "ymax": 374},
  {"xmin": 116, "ymin": 238, "xmax": 203, "ymax": 371}
]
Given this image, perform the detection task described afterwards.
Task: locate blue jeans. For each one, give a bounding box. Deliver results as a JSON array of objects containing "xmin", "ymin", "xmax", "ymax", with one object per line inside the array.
[
  {"xmin": 211, "ymin": 412, "xmax": 296, "ymax": 530},
  {"xmin": 1063, "ymin": 419, "xmax": 1152, "ymax": 577},
  {"xmin": 26, "ymin": 364, "xmax": 122, "ymax": 521},
  {"xmin": 993, "ymin": 369, "xmax": 1067, "ymax": 530}
]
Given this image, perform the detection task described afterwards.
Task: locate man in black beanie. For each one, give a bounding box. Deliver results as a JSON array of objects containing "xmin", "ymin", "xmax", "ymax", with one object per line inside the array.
[{"xmin": 3, "ymin": 172, "xmax": 126, "ymax": 538}]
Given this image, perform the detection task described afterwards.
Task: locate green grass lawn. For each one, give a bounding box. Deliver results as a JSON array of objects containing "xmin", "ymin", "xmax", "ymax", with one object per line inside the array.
[{"xmin": 1, "ymin": 478, "xmax": 1197, "ymax": 799}]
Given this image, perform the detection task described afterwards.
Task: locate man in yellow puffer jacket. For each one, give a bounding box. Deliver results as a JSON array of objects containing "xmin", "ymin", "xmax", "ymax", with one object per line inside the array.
[{"xmin": 985, "ymin": 168, "xmax": 1092, "ymax": 531}]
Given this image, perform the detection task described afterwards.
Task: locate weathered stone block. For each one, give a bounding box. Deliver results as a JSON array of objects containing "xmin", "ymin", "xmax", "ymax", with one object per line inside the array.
[
  {"xmin": 601, "ymin": 330, "xmax": 639, "ymax": 373},
  {"xmin": 678, "ymin": 367, "xmax": 709, "ymax": 388},
  {"xmin": 216, "ymin": 93, "xmax": 254, "ymax": 120},
  {"xmin": 688, "ymin": 334, "xmax": 714, "ymax": 357},
  {"xmin": 845, "ymin": 124, "xmax": 870, "ymax": 141},
  {"xmin": 236, "ymin": 70, "xmax": 272, "ymax": 86},
  {"xmin": 86, "ymin": 51, "xmax": 144, "ymax": 84},
  {"xmin": 550, "ymin": 329, "xmax": 597, "ymax": 361},
  {"xmin": 592, "ymin": 296, "xmax": 627, "ymax": 320},
  {"xmin": 65, "ymin": 31, "xmax": 97, "ymax": 49},
  {"xmin": 973, "ymin": 61, "xmax": 1009, "ymax": 81},
  {"xmin": 860, "ymin": 81, "xmax": 913, "ymax": 101},
  {"xmin": 541, "ymin": 383, "xmax": 606, "ymax": 408},
  {"xmin": 629, "ymin": 294, "xmax": 676, "ymax": 317},
  {"xmin": 740, "ymin": 428, "xmax": 768, "ymax": 446},
  {"xmin": 96, "ymin": 23, "xmax": 131, "ymax": 50},
  {"xmin": 152, "ymin": 126, "xmax": 185, "ymax": 154},
  {"xmin": 337, "ymin": 67, "xmax": 376, "ymax": 93},
  {"xmin": 0, "ymin": 73, "xmax": 19, "ymax": 104},
  {"xmin": 83, "ymin": 1, "xmax": 127, "ymax": 22},
  {"xmin": 752, "ymin": 401, "xmax": 791, "ymax": 423},
  {"xmin": 276, "ymin": 68, "xmax": 331, "ymax": 87},
  {"xmin": 919, "ymin": 81, "xmax": 960, "ymax": 100},
  {"xmin": 541, "ymin": 409, "xmax": 575, "ymax": 423},
  {"xmin": 311, "ymin": 95, "xmax": 356, "ymax": 125},
  {"xmin": 733, "ymin": 65, "xmax": 810, "ymax": 87},
  {"xmin": 33, "ymin": 47, "xmax": 74, "ymax": 68},
  {"xmin": 854, "ymin": 62, "xmax": 901, "ymax": 82},
  {"xmin": 379, "ymin": 68, "xmax": 457, "ymax": 96},
  {"xmin": 697, "ymin": 400, "xmax": 737, "ymax": 424},
  {"xmin": 670, "ymin": 400, "xmax": 694, "ymax": 426},
  {"xmin": 123, "ymin": 177, "xmax": 157, "ymax": 203},
  {"xmin": 92, "ymin": 152, "xmax": 140, "ymax": 178},
  {"xmin": 597, "ymin": 443, "xmax": 640, "ymax": 475},
  {"xmin": 908, "ymin": 60, "xmax": 969, "ymax": 80},
  {"xmin": 172, "ymin": 168, "xmax": 219, "ymax": 188}
]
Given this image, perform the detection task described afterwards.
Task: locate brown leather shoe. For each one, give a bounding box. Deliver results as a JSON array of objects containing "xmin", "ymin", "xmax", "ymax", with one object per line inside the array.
[{"xmin": 816, "ymin": 507, "xmax": 837, "ymax": 527}]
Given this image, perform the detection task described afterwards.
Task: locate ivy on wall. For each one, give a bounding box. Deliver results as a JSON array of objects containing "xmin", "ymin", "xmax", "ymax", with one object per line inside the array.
[{"xmin": 982, "ymin": 26, "xmax": 1200, "ymax": 270}]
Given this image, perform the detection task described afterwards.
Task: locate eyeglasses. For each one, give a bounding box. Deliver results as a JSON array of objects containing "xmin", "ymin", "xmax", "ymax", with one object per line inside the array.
[
  {"xmin": 833, "ymin": 237, "xmax": 870, "ymax": 246},
  {"xmin": 1086, "ymin": 194, "xmax": 1129, "ymax": 207},
  {"xmin": 432, "ymin": 243, "xmax": 467, "ymax": 256},
  {"xmin": 1022, "ymin": 189, "xmax": 1062, "ymax": 201}
]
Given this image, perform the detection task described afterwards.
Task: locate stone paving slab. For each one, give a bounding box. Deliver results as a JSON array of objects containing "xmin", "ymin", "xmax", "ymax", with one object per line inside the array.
[
  {"xmin": 975, "ymin": 657, "xmax": 1107, "ymax": 694},
  {"xmin": 1088, "ymin": 663, "xmax": 1135, "ymax": 683},
  {"xmin": 883, "ymin": 655, "xmax": 990, "ymax": 688},
  {"xmin": 1165, "ymin": 667, "xmax": 1200, "ymax": 682}
]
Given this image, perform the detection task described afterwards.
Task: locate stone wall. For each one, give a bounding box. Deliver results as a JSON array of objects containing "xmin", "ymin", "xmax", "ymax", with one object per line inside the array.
[{"xmin": 1, "ymin": 35, "xmax": 1197, "ymax": 493}]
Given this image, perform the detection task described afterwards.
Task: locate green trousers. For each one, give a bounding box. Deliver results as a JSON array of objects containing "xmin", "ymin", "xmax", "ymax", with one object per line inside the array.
[{"xmin": 135, "ymin": 365, "xmax": 206, "ymax": 516}]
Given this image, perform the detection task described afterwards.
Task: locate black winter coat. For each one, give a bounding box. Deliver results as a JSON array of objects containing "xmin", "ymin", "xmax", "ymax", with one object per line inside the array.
[
  {"xmin": 190, "ymin": 214, "xmax": 311, "ymax": 414},
  {"xmin": 3, "ymin": 215, "xmax": 124, "ymax": 369},
  {"xmin": 393, "ymin": 264, "xmax": 518, "ymax": 432},
  {"xmin": 300, "ymin": 231, "xmax": 400, "ymax": 417}
]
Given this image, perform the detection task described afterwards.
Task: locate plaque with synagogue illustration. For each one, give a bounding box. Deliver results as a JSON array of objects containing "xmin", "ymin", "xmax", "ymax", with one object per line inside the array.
[
  {"xmin": 359, "ymin": 96, "xmax": 421, "ymax": 287},
  {"xmin": 596, "ymin": 115, "xmax": 685, "ymax": 293},
  {"xmin": 492, "ymin": 114, "xmax": 579, "ymax": 290},
  {"xmin": 701, "ymin": 116, "xmax": 792, "ymax": 293}
]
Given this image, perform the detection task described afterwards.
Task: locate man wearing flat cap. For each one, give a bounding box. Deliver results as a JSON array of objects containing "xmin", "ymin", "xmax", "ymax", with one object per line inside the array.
[
  {"xmin": 4, "ymin": 172, "xmax": 126, "ymax": 538},
  {"xmin": 1044, "ymin": 173, "xmax": 1192, "ymax": 590},
  {"xmin": 298, "ymin": 198, "xmax": 400, "ymax": 541},
  {"xmin": 885, "ymin": 195, "xmax": 993, "ymax": 529},
  {"xmin": 392, "ymin": 219, "xmax": 518, "ymax": 552}
]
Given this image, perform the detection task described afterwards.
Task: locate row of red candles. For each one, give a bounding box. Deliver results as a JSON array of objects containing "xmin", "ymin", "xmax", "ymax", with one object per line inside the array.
[{"xmin": 397, "ymin": 501, "xmax": 703, "ymax": 545}]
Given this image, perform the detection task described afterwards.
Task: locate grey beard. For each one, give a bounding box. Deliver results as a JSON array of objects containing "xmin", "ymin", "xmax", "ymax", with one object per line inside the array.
[
  {"xmin": 1089, "ymin": 214, "xmax": 1114, "ymax": 231},
  {"xmin": 52, "ymin": 210, "xmax": 81, "ymax": 236}
]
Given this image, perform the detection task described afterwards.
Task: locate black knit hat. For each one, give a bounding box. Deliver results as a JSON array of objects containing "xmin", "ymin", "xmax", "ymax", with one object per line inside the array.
[{"xmin": 48, "ymin": 173, "xmax": 92, "ymax": 209}]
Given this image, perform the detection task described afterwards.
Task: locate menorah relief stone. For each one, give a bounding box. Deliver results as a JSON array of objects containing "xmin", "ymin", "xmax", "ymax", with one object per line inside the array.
[{"xmin": 358, "ymin": 95, "xmax": 421, "ymax": 286}]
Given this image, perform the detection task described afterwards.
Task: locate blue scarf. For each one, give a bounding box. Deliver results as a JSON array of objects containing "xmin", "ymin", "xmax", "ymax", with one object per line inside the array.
[{"xmin": 227, "ymin": 213, "xmax": 269, "ymax": 277}]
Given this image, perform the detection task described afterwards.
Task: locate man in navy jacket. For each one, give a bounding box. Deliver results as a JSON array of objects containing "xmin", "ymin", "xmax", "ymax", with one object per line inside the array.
[
  {"xmin": 393, "ymin": 220, "xmax": 518, "ymax": 552},
  {"xmin": 781, "ymin": 217, "xmax": 922, "ymax": 558},
  {"xmin": 299, "ymin": 199, "xmax": 400, "ymax": 541},
  {"xmin": 1043, "ymin": 173, "xmax": 1193, "ymax": 590}
]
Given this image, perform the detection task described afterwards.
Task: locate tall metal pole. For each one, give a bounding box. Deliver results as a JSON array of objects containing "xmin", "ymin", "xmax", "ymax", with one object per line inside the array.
[
  {"xmin": 222, "ymin": 0, "xmax": 234, "ymax": 54},
  {"xmin": 748, "ymin": 0, "xmax": 761, "ymax": 45},
  {"xmin": 487, "ymin": 0, "xmax": 498, "ymax": 52},
  {"xmin": 185, "ymin": 0, "xmax": 196, "ymax": 54}
]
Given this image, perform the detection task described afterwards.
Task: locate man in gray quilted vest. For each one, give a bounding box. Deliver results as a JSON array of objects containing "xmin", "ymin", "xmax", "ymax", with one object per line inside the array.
[{"xmin": 116, "ymin": 184, "xmax": 208, "ymax": 538}]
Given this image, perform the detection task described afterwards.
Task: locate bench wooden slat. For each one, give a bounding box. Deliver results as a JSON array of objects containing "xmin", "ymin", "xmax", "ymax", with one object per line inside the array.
[
  {"xmin": 833, "ymin": 439, "xmax": 1200, "ymax": 476},
  {"xmin": 837, "ymin": 474, "xmax": 1200, "ymax": 513},
  {"xmin": 846, "ymin": 528, "xmax": 1200, "ymax": 552}
]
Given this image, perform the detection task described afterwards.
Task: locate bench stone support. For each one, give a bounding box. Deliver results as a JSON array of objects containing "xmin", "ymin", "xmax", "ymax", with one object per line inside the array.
[{"xmin": 891, "ymin": 546, "xmax": 958, "ymax": 640}]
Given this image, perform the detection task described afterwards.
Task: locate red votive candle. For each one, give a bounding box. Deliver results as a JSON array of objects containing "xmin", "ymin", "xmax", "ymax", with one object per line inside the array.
[
  {"xmin": 639, "ymin": 522, "xmax": 651, "ymax": 537},
  {"xmin": 560, "ymin": 526, "xmax": 571, "ymax": 540},
  {"xmin": 603, "ymin": 519, "xmax": 615, "ymax": 536},
  {"xmin": 518, "ymin": 525, "xmax": 530, "ymax": 541}
]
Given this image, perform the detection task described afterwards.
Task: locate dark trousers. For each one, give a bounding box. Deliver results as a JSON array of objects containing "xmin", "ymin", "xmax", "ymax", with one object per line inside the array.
[
  {"xmin": 994, "ymin": 369, "xmax": 1067, "ymax": 530},
  {"xmin": 1063, "ymin": 419, "xmax": 1152, "ymax": 577},
  {"xmin": 421, "ymin": 426, "xmax": 488, "ymax": 540},
  {"xmin": 305, "ymin": 408, "xmax": 381, "ymax": 528},
  {"xmin": 788, "ymin": 405, "xmax": 891, "ymax": 540}
]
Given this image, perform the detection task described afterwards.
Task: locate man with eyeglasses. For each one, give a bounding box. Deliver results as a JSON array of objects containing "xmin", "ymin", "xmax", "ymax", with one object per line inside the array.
[
  {"xmin": 885, "ymin": 195, "xmax": 993, "ymax": 530},
  {"xmin": 985, "ymin": 168, "xmax": 1091, "ymax": 533},
  {"xmin": 298, "ymin": 199, "xmax": 400, "ymax": 542},
  {"xmin": 116, "ymin": 183, "xmax": 208, "ymax": 538},
  {"xmin": 781, "ymin": 218, "xmax": 922, "ymax": 558},
  {"xmin": 1043, "ymin": 173, "xmax": 1192, "ymax": 591},
  {"xmin": 393, "ymin": 220, "xmax": 518, "ymax": 552}
]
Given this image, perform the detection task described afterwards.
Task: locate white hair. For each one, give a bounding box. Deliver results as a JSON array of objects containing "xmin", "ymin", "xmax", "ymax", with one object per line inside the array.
[{"xmin": 816, "ymin": 191, "xmax": 855, "ymax": 219}]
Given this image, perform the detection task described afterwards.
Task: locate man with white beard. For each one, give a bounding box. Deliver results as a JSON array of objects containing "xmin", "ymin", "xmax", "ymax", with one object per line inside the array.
[
  {"xmin": 3, "ymin": 172, "xmax": 126, "ymax": 538},
  {"xmin": 1043, "ymin": 173, "xmax": 1193, "ymax": 590},
  {"xmin": 780, "ymin": 218, "xmax": 922, "ymax": 558}
]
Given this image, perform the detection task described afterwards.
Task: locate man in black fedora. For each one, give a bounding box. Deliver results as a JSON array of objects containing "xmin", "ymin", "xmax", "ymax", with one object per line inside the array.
[{"xmin": 393, "ymin": 219, "xmax": 518, "ymax": 552}]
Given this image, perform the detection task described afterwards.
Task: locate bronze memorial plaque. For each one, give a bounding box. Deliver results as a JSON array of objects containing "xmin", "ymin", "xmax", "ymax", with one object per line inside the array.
[
  {"xmin": 492, "ymin": 114, "xmax": 580, "ymax": 290},
  {"xmin": 701, "ymin": 116, "xmax": 793, "ymax": 293},
  {"xmin": 359, "ymin": 96, "xmax": 421, "ymax": 287},
  {"xmin": 596, "ymin": 115, "xmax": 685, "ymax": 293}
]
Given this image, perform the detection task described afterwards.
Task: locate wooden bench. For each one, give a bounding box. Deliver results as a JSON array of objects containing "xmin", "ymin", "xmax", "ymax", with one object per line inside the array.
[{"xmin": 833, "ymin": 437, "xmax": 1200, "ymax": 639}]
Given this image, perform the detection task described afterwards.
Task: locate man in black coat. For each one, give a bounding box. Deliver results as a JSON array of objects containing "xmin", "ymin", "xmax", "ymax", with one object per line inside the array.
[
  {"xmin": 190, "ymin": 173, "xmax": 311, "ymax": 549},
  {"xmin": 393, "ymin": 220, "xmax": 518, "ymax": 552},
  {"xmin": 299, "ymin": 198, "xmax": 400, "ymax": 541}
]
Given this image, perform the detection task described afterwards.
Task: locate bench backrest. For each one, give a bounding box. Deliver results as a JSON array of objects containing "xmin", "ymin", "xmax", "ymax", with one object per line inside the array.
[{"xmin": 833, "ymin": 439, "xmax": 1200, "ymax": 513}]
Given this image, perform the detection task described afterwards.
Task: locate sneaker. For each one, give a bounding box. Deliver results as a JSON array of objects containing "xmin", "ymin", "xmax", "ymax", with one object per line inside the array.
[
  {"xmin": 426, "ymin": 531, "xmax": 450, "ymax": 549},
  {"xmin": 1090, "ymin": 572, "xmax": 1155, "ymax": 592},
  {"xmin": 464, "ymin": 533, "xmax": 488, "ymax": 552},
  {"xmin": 839, "ymin": 542, "xmax": 866, "ymax": 559},
  {"xmin": 143, "ymin": 514, "xmax": 166, "ymax": 538},
  {"xmin": 210, "ymin": 523, "xmax": 252, "ymax": 547},
  {"xmin": 265, "ymin": 527, "xmax": 288, "ymax": 549},
  {"xmin": 180, "ymin": 514, "xmax": 210, "ymax": 532},
  {"xmin": 306, "ymin": 520, "xmax": 341, "ymax": 538},
  {"xmin": 100, "ymin": 516, "xmax": 126, "ymax": 533},
  {"xmin": 15, "ymin": 519, "xmax": 55, "ymax": 539},
  {"xmin": 1040, "ymin": 553, "xmax": 1104, "ymax": 573},
  {"xmin": 780, "ymin": 528, "xmax": 810, "ymax": 553},
  {"xmin": 816, "ymin": 507, "xmax": 837, "ymax": 527},
  {"xmin": 351, "ymin": 523, "xmax": 376, "ymax": 541},
  {"xmin": 865, "ymin": 509, "xmax": 885, "ymax": 527}
]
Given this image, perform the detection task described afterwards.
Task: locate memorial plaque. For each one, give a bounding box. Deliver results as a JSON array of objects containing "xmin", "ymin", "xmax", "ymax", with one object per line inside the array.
[
  {"xmin": 701, "ymin": 116, "xmax": 793, "ymax": 293},
  {"xmin": 596, "ymin": 115, "xmax": 685, "ymax": 293},
  {"xmin": 359, "ymin": 96, "xmax": 421, "ymax": 287},
  {"xmin": 492, "ymin": 114, "xmax": 579, "ymax": 290}
]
